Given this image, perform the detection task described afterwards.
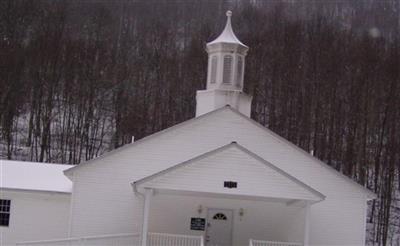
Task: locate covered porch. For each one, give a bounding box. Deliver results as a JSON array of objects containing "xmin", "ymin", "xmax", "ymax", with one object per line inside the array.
[
  {"xmin": 133, "ymin": 142, "xmax": 325, "ymax": 246},
  {"xmin": 136, "ymin": 187, "xmax": 318, "ymax": 246}
]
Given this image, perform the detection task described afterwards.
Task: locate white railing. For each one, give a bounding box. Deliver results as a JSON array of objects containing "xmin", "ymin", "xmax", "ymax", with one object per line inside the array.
[
  {"xmin": 249, "ymin": 239, "xmax": 302, "ymax": 246},
  {"xmin": 148, "ymin": 232, "xmax": 204, "ymax": 246},
  {"xmin": 16, "ymin": 233, "xmax": 141, "ymax": 246}
]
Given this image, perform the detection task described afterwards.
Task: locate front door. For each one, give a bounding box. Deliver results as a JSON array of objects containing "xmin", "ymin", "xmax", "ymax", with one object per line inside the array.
[{"xmin": 205, "ymin": 208, "xmax": 233, "ymax": 246}]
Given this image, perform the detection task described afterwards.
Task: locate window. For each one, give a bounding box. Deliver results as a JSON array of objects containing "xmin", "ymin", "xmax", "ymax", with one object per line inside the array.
[
  {"xmin": 210, "ymin": 56, "xmax": 218, "ymax": 84},
  {"xmin": 236, "ymin": 56, "xmax": 243, "ymax": 87},
  {"xmin": 0, "ymin": 199, "xmax": 11, "ymax": 226},
  {"xmin": 213, "ymin": 213, "xmax": 227, "ymax": 220},
  {"xmin": 223, "ymin": 55, "xmax": 233, "ymax": 84}
]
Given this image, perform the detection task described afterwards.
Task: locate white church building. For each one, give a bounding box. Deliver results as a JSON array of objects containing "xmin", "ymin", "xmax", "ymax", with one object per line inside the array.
[{"xmin": 1, "ymin": 12, "xmax": 375, "ymax": 246}]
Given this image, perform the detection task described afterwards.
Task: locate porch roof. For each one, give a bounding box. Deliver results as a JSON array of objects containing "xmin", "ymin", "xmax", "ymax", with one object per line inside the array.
[{"xmin": 132, "ymin": 142, "xmax": 325, "ymax": 203}]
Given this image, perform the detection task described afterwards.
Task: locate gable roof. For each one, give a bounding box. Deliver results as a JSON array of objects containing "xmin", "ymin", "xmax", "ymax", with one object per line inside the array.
[
  {"xmin": 0, "ymin": 160, "xmax": 73, "ymax": 193},
  {"xmin": 230, "ymin": 109, "xmax": 377, "ymax": 200},
  {"xmin": 133, "ymin": 142, "xmax": 325, "ymax": 202},
  {"xmin": 65, "ymin": 106, "xmax": 375, "ymax": 199},
  {"xmin": 64, "ymin": 106, "xmax": 231, "ymax": 177}
]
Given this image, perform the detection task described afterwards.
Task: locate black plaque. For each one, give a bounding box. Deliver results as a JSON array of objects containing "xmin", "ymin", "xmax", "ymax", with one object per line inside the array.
[
  {"xmin": 190, "ymin": 217, "xmax": 205, "ymax": 231},
  {"xmin": 224, "ymin": 181, "xmax": 238, "ymax": 188}
]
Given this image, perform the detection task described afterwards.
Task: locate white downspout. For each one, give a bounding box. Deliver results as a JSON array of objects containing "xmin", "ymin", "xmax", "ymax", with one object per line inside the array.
[
  {"xmin": 67, "ymin": 172, "xmax": 75, "ymax": 237},
  {"xmin": 303, "ymin": 201, "xmax": 311, "ymax": 246},
  {"xmin": 362, "ymin": 195, "xmax": 368, "ymax": 246},
  {"xmin": 141, "ymin": 188, "xmax": 153, "ymax": 246}
]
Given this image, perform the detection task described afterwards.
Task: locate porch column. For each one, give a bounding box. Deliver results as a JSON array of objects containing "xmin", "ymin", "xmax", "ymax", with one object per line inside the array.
[
  {"xmin": 303, "ymin": 202, "xmax": 311, "ymax": 246},
  {"xmin": 141, "ymin": 188, "xmax": 153, "ymax": 246}
]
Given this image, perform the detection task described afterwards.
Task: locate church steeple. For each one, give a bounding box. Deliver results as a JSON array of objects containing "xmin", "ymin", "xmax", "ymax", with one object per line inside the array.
[
  {"xmin": 196, "ymin": 11, "xmax": 252, "ymax": 117},
  {"xmin": 205, "ymin": 10, "xmax": 249, "ymax": 91}
]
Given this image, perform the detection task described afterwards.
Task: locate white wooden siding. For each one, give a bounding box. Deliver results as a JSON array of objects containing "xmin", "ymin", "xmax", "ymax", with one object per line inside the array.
[
  {"xmin": 0, "ymin": 190, "xmax": 70, "ymax": 246},
  {"xmin": 69, "ymin": 107, "xmax": 369, "ymax": 245},
  {"xmin": 141, "ymin": 145, "xmax": 322, "ymax": 201}
]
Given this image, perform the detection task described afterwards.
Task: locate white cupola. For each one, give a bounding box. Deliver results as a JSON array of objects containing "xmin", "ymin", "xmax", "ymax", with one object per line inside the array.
[{"xmin": 196, "ymin": 11, "xmax": 252, "ymax": 117}]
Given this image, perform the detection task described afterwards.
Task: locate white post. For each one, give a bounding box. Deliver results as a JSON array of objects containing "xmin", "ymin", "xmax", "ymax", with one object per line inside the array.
[
  {"xmin": 141, "ymin": 188, "xmax": 153, "ymax": 246},
  {"xmin": 303, "ymin": 202, "xmax": 311, "ymax": 246},
  {"xmin": 249, "ymin": 239, "xmax": 253, "ymax": 246}
]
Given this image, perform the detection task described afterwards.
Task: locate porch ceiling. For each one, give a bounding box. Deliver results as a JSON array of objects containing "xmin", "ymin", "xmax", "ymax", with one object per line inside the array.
[{"xmin": 132, "ymin": 142, "xmax": 325, "ymax": 203}]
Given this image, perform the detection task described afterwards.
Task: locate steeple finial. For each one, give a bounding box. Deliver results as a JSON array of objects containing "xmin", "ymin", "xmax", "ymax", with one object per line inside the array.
[{"xmin": 207, "ymin": 10, "xmax": 247, "ymax": 47}]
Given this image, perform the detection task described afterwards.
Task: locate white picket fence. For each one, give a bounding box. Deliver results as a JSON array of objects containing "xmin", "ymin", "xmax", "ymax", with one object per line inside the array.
[
  {"xmin": 18, "ymin": 233, "xmax": 303, "ymax": 246},
  {"xmin": 249, "ymin": 239, "xmax": 303, "ymax": 246},
  {"xmin": 16, "ymin": 233, "xmax": 141, "ymax": 246},
  {"xmin": 148, "ymin": 232, "xmax": 204, "ymax": 246},
  {"xmin": 16, "ymin": 232, "xmax": 204, "ymax": 246}
]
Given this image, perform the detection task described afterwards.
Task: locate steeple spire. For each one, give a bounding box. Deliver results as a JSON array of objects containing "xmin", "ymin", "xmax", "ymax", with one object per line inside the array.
[
  {"xmin": 195, "ymin": 11, "xmax": 252, "ymax": 117},
  {"xmin": 207, "ymin": 11, "xmax": 247, "ymax": 47}
]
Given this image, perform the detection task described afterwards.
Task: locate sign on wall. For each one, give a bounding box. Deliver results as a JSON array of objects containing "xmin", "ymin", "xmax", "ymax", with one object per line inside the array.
[
  {"xmin": 190, "ymin": 217, "xmax": 206, "ymax": 231},
  {"xmin": 224, "ymin": 181, "xmax": 238, "ymax": 188}
]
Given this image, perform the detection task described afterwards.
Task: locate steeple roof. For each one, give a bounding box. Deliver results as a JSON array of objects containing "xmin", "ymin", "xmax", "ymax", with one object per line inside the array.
[{"xmin": 207, "ymin": 11, "xmax": 247, "ymax": 47}]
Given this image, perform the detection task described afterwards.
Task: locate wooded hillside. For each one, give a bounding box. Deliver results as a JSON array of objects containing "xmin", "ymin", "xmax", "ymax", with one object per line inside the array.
[{"xmin": 0, "ymin": 0, "xmax": 399, "ymax": 244}]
